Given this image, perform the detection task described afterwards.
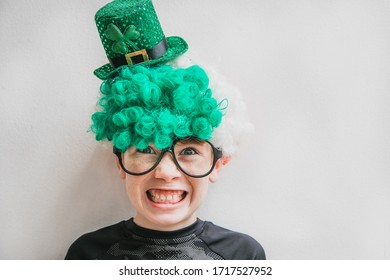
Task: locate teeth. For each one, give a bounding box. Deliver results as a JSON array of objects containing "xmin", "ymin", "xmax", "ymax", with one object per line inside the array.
[{"xmin": 147, "ymin": 189, "xmax": 186, "ymax": 204}]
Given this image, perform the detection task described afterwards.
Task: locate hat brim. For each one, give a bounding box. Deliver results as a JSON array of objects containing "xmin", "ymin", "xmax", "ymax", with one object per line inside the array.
[{"xmin": 93, "ymin": 36, "xmax": 188, "ymax": 80}]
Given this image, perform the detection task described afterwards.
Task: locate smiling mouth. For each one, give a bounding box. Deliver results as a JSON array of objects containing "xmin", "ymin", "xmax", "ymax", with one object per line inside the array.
[{"xmin": 146, "ymin": 189, "xmax": 187, "ymax": 204}]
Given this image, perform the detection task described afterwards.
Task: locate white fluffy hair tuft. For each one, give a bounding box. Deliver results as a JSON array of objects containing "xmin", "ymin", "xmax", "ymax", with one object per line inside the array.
[{"xmin": 169, "ymin": 55, "xmax": 255, "ymax": 157}]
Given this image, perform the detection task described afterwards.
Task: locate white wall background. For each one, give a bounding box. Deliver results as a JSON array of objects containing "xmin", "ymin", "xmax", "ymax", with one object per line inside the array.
[{"xmin": 1, "ymin": 0, "xmax": 389, "ymax": 260}]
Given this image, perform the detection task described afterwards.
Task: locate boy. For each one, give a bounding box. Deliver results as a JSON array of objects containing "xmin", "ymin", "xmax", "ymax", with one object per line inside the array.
[{"xmin": 65, "ymin": 0, "xmax": 265, "ymax": 260}]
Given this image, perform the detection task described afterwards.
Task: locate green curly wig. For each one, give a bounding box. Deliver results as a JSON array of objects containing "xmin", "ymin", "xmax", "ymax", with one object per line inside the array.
[{"xmin": 91, "ymin": 65, "xmax": 226, "ymax": 152}]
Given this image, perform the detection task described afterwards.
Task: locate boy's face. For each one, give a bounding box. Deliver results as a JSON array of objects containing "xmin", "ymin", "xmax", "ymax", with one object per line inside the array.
[{"xmin": 116, "ymin": 145, "xmax": 223, "ymax": 231}]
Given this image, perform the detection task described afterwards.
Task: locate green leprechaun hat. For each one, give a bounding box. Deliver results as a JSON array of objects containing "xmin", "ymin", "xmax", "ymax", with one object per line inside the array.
[{"xmin": 94, "ymin": 0, "xmax": 188, "ymax": 80}]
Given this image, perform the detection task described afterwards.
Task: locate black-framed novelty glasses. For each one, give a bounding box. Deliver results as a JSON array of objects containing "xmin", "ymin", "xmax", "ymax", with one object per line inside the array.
[{"xmin": 113, "ymin": 138, "xmax": 223, "ymax": 178}]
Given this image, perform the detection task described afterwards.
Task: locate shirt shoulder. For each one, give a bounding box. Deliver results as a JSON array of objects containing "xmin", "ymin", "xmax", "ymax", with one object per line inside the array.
[
  {"xmin": 64, "ymin": 221, "xmax": 126, "ymax": 260},
  {"xmin": 199, "ymin": 221, "xmax": 266, "ymax": 260}
]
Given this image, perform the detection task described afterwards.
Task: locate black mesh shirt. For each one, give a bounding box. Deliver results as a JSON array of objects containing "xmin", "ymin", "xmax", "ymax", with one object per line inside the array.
[{"xmin": 65, "ymin": 218, "xmax": 266, "ymax": 260}]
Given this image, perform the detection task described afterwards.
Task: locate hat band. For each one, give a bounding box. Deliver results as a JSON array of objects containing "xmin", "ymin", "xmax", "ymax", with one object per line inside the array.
[{"xmin": 108, "ymin": 37, "xmax": 168, "ymax": 68}]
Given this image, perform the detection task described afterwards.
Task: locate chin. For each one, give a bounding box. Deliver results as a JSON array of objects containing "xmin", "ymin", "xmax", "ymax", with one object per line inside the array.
[{"xmin": 146, "ymin": 213, "xmax": 196, "ymax": 231}]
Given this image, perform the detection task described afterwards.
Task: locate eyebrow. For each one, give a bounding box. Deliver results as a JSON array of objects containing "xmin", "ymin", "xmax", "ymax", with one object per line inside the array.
[{"xmin": 177, "ymin": 138, "xmax": 204, "ymax": 145}]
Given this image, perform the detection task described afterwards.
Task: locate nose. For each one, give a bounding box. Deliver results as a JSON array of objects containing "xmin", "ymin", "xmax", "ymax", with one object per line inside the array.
[{"xmin": 153, "ymin": 152, "xmax": 182, "ymax": 182}]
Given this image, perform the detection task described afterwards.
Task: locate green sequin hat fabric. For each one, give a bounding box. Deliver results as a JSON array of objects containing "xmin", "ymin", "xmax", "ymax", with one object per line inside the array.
[{"xmin": 94, "ymin": 0, "xmax": 188, "ymax": 80}]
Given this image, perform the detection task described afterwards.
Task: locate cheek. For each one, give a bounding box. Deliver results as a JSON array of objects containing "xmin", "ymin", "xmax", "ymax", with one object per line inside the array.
[
  {"xmin": 124, "ymin": 176, "xmax": 144, "ymax": 200},
  {"xmin": 189, "ymin": 178, "xmax": 209, "ymax": 198}
]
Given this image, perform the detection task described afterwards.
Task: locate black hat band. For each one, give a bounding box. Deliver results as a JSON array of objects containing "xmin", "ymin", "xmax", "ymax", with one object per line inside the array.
[{"xmin": 108, "ymin": 37, "xmax": 168, "ymax": 68}]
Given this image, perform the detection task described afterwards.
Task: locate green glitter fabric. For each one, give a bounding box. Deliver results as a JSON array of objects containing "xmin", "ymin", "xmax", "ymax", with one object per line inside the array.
[
  {"xmin": 96, "ymin": 0, "xmax": 163, "ymax": 59},
  {"xmin": 91, "ymin": 65, "xmax": 226, "ymax": 152},
  {"xmin": 94, "ymin": 0, "xmax": 188, "ymax": 80}
]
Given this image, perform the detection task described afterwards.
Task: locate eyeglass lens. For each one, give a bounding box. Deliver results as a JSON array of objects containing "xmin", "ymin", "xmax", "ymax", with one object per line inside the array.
[{"xmin": 121, "ymin": 139, "xmax": 215, "ymax": 177}]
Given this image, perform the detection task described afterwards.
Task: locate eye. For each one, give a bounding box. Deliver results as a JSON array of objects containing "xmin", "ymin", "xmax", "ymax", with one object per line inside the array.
[
  {"xmin": 137, "ymin": 146, "xmax": 156, "ymax": 154},
  {"xmin": 180, "ymin": 147, "xmax": 198, "ymax": 156}
]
